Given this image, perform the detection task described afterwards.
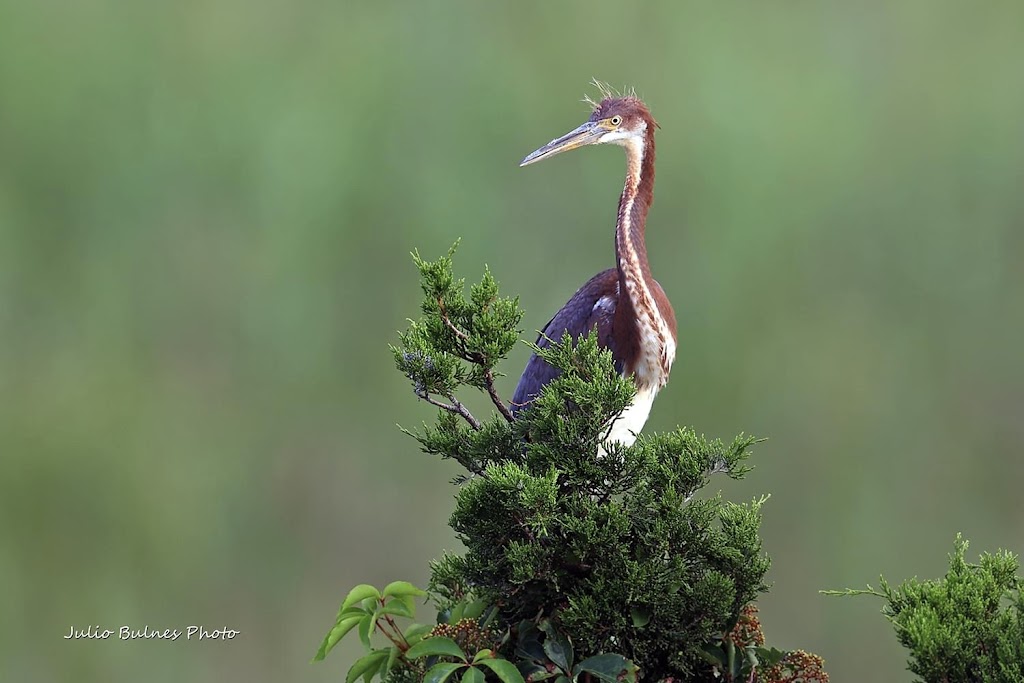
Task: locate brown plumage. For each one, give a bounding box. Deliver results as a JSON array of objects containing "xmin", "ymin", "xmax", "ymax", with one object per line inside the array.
[{"xmin": 511, "ymin": 91, "xmax": 677, "ymax": 446}]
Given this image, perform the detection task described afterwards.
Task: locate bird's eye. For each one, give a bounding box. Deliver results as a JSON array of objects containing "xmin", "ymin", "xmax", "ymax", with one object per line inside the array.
[{"xmin": 610, "ymin": 115, "xmax": 623, "ymax": 127}]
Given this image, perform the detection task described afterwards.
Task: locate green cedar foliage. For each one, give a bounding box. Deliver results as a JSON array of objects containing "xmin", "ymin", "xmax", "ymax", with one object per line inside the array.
[
  {"xmin": 395, "ymin": 246, "xmax": 771, "ymax": 682},
  {"xmin": 826, "ymin": 535, "xmax": 1024, "ymax": 682}
]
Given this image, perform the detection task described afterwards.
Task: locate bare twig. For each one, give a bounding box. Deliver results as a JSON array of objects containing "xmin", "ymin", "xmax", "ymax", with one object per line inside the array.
[
  {"xmin": 372, "ymin": 611, "xmax": 405, "ymax": 649},
  {"xmin": 514, "ymin": 512, "xmax": 537, "ymax": 542},
  {"xmin": 382, "ymin": 613, "xmax": 410, "ymax": 650},
  {"xmin": 484, "ymin": 369, "xmax": 515, "ymax": 423},
  {"xmin": 438, "ymin": 299, "xmax": 472, "ymax": 346},
  {"xmin": 416, "ymin": 390, "xmax": 482, "ymax": 430},
  {"xmin": 437, "ymin": 299, "xmax": 476, "ymax": 364},
  {"xmin": 444, "ymin": 393, "xmax": 482, "ymax": 430},
  {"xmin": 437, "ymin": 298, "xmax": 515, "ymax": 424}
]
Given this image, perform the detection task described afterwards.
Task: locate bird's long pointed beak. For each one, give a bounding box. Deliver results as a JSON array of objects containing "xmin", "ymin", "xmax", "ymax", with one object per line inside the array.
[{"xmin": 520, "ymin": 121, "xmax": 604, "ymax": 167}]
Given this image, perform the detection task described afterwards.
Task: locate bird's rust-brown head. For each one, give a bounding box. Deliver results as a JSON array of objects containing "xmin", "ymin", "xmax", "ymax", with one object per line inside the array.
[{"xmin": 520, "ymin": 85, "xmax": 657, "ymax": 167}]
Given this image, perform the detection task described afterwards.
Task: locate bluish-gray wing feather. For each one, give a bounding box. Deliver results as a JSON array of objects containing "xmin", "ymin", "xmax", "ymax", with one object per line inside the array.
[{"xmin": 510, "ymin": 269, "xmax": 618, "ymax": 414}]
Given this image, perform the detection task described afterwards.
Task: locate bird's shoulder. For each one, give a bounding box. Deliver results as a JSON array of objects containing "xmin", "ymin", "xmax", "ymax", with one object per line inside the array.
[
  {"xmin": 534, "ymin": 268, "xmax": 619, "ymax": 345},
  {"xmin": 511, "ymin": 269, "xmax": 619, "ymax": 412}
]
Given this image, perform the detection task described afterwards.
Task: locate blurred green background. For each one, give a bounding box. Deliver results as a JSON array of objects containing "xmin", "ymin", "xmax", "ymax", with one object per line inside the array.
[{"xmin": 2, "ymin": 1, "xmax": 1022, "ymax": 681}]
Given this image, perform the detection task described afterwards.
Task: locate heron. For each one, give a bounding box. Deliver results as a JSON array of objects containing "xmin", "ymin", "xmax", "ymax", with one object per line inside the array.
[{"xmin": 510, "ymin": 90, "xmax": 677, "ymax": 447}]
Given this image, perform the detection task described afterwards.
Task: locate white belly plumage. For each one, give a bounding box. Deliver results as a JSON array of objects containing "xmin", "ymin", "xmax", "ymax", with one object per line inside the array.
[
  {"xmin": 602, "ymin": 313, "xmax": 675, "ymax": 447},
  {"xmin": 605, "ymin": 384, "xmax": 658, "ymax": 447},
  {"xmin": 592, "ymin": 281, "xmax": 676, "ymax": 452}
]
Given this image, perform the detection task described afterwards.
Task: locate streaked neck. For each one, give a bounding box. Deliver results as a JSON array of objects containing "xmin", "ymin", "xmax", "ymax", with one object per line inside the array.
[{"xmin": 615, "ymin": 134, "xmax": 655, "ymax": 285}]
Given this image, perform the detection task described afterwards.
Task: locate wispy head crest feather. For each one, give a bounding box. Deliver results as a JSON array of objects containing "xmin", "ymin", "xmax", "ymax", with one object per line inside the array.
[{"xmin": 583, "ymin": 79, "xmax": 639, "ymax": 111}]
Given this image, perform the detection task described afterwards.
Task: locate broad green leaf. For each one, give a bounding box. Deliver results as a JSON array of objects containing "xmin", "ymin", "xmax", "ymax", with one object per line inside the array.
[
  {"xmin": 358, "ymin": 613, "xmax": 374, "ymax": 650},
  {"xmin": 517, "ymin": 662, "xmax": 556, "ymax": 682},
  {"xmin": 699, "ymin": 643, "xmax": 726, "ymax": 666},
  {"xmin": 383, "ymin": 580, "xmax": 428, "ymax": 599},
  {"xmin": 726, "ymin": 640, "xmax": 739, "ymax": 680},
  {"xmin": 744, "ymin": 646, "xmax": 759, "ymax": 671},
  {"xmin": 405, "ymin": 636, "xmax": 467, "ymax": 661},
  {"xmin": 479, "ymin": 604, "xmax": 499, "ymax": 629},
  {"xmin": 539, "ymin": 621, "xmax": 573, "ymax": 672},
  {"xmin": 449, "ymin": 602, "xmax": 465, "ymax": 623},
  {"xmin": 380, "ymin": 599, "xmax": 415, "ymax": 619},
  {"xmin": 542, "ymin": 636, "xmax": 571, "ymax": 673},
  {"xmin": 555, "ymin": 677, "xmax": 571, "ymax": 683},
  {"xmin": 366, "ymin": 611, "xmax": 381, "ymax": 646},
  {"xmin": 471, "ymin": 649, "xmax": 494, "ymax": 663},
  {"xmin": 630, "ymin": 605, "xmax": 651, "ymax": 628},
  {"xmin": 343, "ymin": 584, "xmax": 382, "ymax": 611},
  {"xmin": 753, "ymin": 647, "xmax": 786, "ymax": 667},
  {"xmin": 516, "ymin": 621, "xmax": 545, "ymax": 663},
  {"xmin": 334, "ymin": 615, "xmax": 364, "ymax": 638},
  {"xmin": 424, "ymin": 662, "xmax": 465, "ymax": 683},
  {"xmin": 463, "ymin": 599, "xmax": 488, "ymax": 620},
  {"xmin": 477, "ymin": 657, "xmax": 527, "ymax": 683},
  {"xmin": 516, "ymin": 636, "xmax": 546, "ymax": 663},
  {"xmin": 574, "ymin": 654, "xmax": 637, "ymax": 683},
  {"xmin": 404, "ymin": 622, "xmax": 434, "ymax": 644},
  {"xmin": 462, "ymin": 666, "xmax": 485, "ymax": 683},
  {"xmin": 382, "ymin": 646, "xmax": 400, "ymax": 679},
  {"xmin": 313, "ymin": 615, "xmax": 362, "ymax": 661},
  {"xmin": 338, "ymin": 606, "xmax": 370, "ymax": 620},
  {"xmin": 730, "ymin": 652, "xmax": 742, "ymax": 680},
  {"xmin": 346, "ymin": 649, "xmax": 389, "ymax": 683},
  {"xmin": 517, "ymin": 620, "xmax": 540, "ymax": 643}
]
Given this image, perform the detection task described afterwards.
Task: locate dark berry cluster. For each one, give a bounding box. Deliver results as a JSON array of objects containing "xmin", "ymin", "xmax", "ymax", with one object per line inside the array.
[
  {"xmin": 761, "ymin": 650, "xmax": 829, "ymax": 683},
  {"xmin": 428, "ymin": 619, "xmax": 498, "ymax": 656},
  {"xmin": 728, "ymin": 604, "xmax": 765, "ymax": 648}
]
